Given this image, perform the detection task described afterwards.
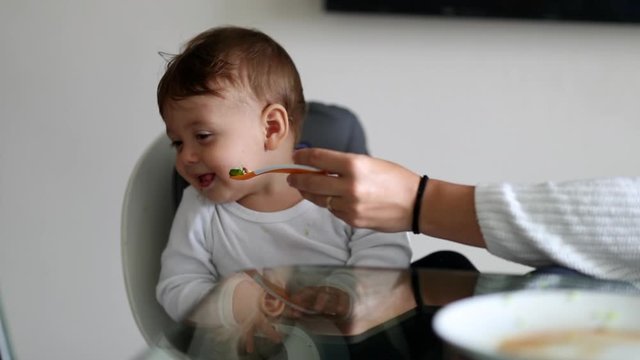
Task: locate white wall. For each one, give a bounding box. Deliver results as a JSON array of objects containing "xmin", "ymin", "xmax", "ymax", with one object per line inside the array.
[
  {"xmin": 0, "ymin": 1, "xmax": 216, "ymax": 359},
  {"xmin": 216, "ymin": 1, "xmax": 640, "ymax": 270},
  {"xmin": 1, "ymin": 0, "xmax": 640, "ymax": 359}
]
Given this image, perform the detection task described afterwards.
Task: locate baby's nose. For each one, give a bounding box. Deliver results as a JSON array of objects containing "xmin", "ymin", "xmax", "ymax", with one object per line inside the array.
[{"xmin": 178, "ymin": 145, "xmax": 199, "ymax": 164}]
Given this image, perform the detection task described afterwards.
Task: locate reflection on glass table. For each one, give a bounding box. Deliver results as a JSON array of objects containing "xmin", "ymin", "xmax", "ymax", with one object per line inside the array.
[{"xmin": 139, "ymin": 266, "xmax": 640, "ymax": 360}]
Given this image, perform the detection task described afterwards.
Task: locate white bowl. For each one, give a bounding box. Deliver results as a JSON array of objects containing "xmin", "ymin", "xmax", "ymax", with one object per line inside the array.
[{"xmin": 433, "ymin": 290, "xmax": 640, "ymax": 360}]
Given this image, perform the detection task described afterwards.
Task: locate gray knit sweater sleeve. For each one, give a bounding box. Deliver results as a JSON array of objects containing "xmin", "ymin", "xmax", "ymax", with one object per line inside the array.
[{"xmin": 475, "ymin": 177, "xmax": 640, "ymax": 282}]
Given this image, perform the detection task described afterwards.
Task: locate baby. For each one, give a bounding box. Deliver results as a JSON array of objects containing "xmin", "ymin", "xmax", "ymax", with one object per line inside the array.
[{"xmin": 155, "ymin": 26, "xmax": 411, "ymax": 322}]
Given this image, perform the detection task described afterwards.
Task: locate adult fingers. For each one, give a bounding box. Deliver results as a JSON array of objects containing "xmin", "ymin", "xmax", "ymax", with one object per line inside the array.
[
  {"xmin": 312, "ymin": 287, "xmax": 351, "ymax": 318},
  {"xmin": 312, "ymin": 291, "xmax": 331, "ymax": 313},
  {"xmin": 243, "ymin": 318, "xmax": 282, "ymax": 354},
  {"xmin": 298, "ymin": 192, "xmax": 350, "ymax": 218},
  {"xmin": 335, "ymin": 294, "xmax": 351, "ymax": 318},
  {"xmin": 293, "ymin": 148, "xmax": 359, "ymax": 176},
  {"xmin": 297, "ymin": 190, "xmax": 323, "ymax": 208},
  {"xmin": 243, "ymin": 325, "xmax": 256, "ymax": 354},
  {"xmin": 290, "ymin": 172, "xmax": 345, "ymax": 198},
  {"xmin": 257, "ymin": 321, "xmax": 282, "ymax": 344}
]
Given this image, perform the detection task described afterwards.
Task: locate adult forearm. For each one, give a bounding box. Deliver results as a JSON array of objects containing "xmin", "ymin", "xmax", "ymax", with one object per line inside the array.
[
  {"xmin": 474, "ymin": 178, "xmax": 640, "ymax": 281},
  {"xmin": 420, "ymin": 179, "xmax": 486, "ymax": 248}
]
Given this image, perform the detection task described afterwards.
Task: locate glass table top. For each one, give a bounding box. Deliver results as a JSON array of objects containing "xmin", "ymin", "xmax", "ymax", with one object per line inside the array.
[{"xmin": 141, "ymin": 266, "xmax": 640, "ymax": 360}]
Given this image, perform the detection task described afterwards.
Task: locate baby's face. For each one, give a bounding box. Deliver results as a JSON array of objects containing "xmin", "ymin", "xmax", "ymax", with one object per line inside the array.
[{"xmin": 163, "ymin": 93, "xmax": 267, "ymax": 203}]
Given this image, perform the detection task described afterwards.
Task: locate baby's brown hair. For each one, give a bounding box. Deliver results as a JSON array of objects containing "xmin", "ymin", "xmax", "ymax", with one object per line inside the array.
[{"xmin": 157, "ymin": 26, "xmax": 306, "ymax": 141}]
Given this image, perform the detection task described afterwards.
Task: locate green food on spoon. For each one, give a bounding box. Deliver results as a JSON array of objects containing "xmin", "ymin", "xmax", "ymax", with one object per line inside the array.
[{"xmin": 229, "ymin": 167, "xmax": 248, "ymax": 177}]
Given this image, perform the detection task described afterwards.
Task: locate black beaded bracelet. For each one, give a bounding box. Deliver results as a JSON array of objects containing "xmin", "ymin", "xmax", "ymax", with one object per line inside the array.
[{"xmin": 412, "ymin": 175, "xmax": 429, "ymax": 234}]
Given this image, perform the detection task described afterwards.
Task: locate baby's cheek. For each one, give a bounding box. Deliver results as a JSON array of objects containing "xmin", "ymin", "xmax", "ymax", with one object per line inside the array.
[{"xmin": 174, "ymin": 164, "xmax": 190, "ymax": 179}]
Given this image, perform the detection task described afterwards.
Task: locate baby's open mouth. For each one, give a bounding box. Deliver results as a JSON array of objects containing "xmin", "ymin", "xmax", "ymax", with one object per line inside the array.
[{"xmin": 198, "ymin": 173, "xmax": 215, "ymax": 188}]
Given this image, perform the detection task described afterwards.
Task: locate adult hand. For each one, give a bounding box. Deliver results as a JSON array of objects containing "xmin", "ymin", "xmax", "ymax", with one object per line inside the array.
[
  {"xmin": 289, "ymin": 148, "xmax": 484, "ymax": 247},
  {"xmin": 288, "ymin": 148, "xmax": 421, "ymax": 232},
  {"xmin": 286, "ymin": 285, "xmax": 352, "ymax": 320},
  {"xmin": 241, "ymin": 310, "xmax": 283, "ymax": 354}
]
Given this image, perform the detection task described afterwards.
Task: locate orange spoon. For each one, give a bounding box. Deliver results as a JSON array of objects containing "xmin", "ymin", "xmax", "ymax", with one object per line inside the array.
[{"xmin": 229, "ymin": 164, "xmax": 326, "ymax": 180}]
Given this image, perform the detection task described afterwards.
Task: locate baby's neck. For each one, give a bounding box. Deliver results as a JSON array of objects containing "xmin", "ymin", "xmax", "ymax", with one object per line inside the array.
[{"xmin": 236, "ymin": 174, "xmax": 303, "ymax": 212}]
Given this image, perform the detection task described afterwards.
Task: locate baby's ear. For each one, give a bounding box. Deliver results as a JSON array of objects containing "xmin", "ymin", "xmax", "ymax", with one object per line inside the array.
[
  {"xmin": 260, "ymin": 292, "xmax": 286, "ymax": 318},
  {"xmin": 262, "ymin": 104, "xmax": 290, "ymax": 151}
]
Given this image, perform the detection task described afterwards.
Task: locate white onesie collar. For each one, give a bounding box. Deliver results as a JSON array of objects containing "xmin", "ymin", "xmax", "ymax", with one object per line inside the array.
[{"xmin": 219, "ymin": 199, "xmax": 317, "ymax": 223}]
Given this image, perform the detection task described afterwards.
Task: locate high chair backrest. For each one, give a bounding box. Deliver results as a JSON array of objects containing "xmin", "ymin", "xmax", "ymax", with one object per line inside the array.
[{"xmin": 121, "ymin": 102, "xmax": 368, "ymax": 345}]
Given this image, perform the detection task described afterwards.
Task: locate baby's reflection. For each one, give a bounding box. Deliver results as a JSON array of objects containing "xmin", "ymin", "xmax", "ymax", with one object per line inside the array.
[
  {"xmin": 186, "ymin": 269, "xmax": 290, "ymax": 358},
  {"xmin": 185, "ymin": 268, "xmax": 350, "ymax": 358},
  {"xmin": 245, "ymin": 268, "xmax": 353, "ymax": 320},
  {"xmin": 186, "ymin": 267, "xmax": 414, "ymax": 359}
]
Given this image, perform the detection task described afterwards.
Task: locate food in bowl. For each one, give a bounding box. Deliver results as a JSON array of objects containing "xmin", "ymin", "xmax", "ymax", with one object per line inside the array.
[
  {"xmin": 433, "ymin": 290, "xmax": 640, "ymax": 360},
  {"xmin": 498, "ymin": 328, "xmax": 640, "ymax": 359}
]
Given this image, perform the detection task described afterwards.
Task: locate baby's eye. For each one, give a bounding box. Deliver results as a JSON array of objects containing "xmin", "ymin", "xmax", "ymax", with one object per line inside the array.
[
  {"xmin": 170, "ymin": 140, "xmax": 183, "ymax": 149},
  {"xmin": 195, "ymin": 132, "xmax": 212, "ymax": 141}
]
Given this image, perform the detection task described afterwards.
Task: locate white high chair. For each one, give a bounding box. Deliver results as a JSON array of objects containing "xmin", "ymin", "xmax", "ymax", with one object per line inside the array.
[
  {"xmin": 121, "ymin": 102, "xmax": 369, "ymax": 347},
  {"xmin": 121, "ymin": 133, "xmax": 178, "ymax": 345}
]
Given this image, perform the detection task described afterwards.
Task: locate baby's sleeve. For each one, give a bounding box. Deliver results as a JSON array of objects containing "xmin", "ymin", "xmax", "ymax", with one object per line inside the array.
[
  {"xmin": 156, "ymin": 188, "xmax": 219, "ymax": 322},
  {"xmin": 347, "ymin": 228, "xmax": 412, "ymax": 268}
]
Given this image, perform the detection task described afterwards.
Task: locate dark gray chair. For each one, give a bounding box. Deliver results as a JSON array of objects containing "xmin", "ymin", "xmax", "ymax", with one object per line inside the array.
[{"xmin": 297, "ymin": 102, "xmax": 369, "ymax": 154}]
